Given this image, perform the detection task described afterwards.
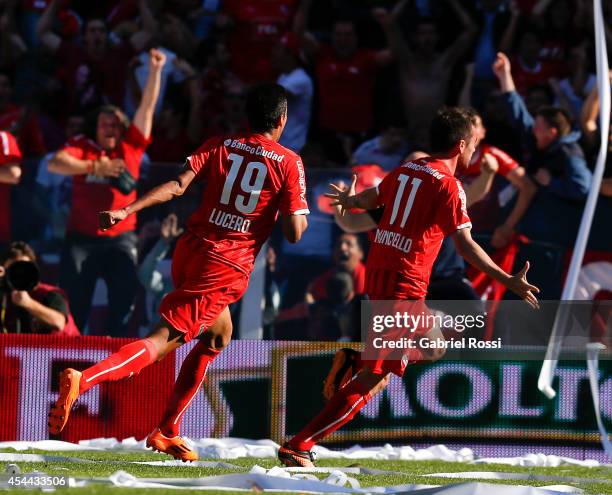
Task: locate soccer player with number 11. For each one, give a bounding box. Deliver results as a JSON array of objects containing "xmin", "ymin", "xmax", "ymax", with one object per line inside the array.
[{"xmin": 47, "ymin": 84, "xmax": 309, "ymax": 462}]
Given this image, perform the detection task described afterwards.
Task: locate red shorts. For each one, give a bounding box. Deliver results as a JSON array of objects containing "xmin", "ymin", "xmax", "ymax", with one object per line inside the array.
[
  {"xmin": 363, "ymin": 269, "xmax": 431, "ymax": 377},
  {"xmin": 159, "ymin": 231, "xmax": 249, "ymax": 342},
  {"xmin": 365, "ymin": 268, "xmax": 425, "ymax": 301}
]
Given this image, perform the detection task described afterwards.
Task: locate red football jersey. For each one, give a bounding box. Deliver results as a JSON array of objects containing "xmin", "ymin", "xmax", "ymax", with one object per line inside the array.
[
  {"xmin": 0, "ymin": 130, "xmax": 22, "ymax": 242},
  {"xmin": 463, "ymin": 143, "xmax": 519, "ymax": 178},
  {"xmin": 366, "ymin": 157, "xmax": 471, "ymax": 299},
  {"xmin": 62, "ymin": 124, "xmax": 150, "ymax": 237},
  {"xmin": 224, "ymin": 0, "xmax": 297, "ymax": 82},
  {"xmin": 185, "ymin": 133, "xmax": 309, "ymax": 274},
  {"xmin": 316, "ymin": 46, "xmax": 379, "ymax": 133}
]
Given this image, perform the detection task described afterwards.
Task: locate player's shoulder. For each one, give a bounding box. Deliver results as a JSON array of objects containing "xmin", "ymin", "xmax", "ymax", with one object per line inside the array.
[{"xmin": 398, "ymin": 157, "xmax": 452, "ymax": 181}]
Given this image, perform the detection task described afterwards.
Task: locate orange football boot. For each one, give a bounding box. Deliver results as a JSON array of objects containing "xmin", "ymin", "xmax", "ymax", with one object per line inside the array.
[
  {"xmin": 48, "ymin": 368, "xmax": 82, "ymax": 435},
  {"xmin": 146, "ymin": 429, "xmax": 198, "ymax": 462}
]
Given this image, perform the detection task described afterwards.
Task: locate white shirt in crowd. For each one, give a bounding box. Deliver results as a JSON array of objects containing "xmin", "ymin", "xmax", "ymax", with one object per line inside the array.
[{"xmin": 277, "ymin": 67, "xmax": 313, "ymax": 153}]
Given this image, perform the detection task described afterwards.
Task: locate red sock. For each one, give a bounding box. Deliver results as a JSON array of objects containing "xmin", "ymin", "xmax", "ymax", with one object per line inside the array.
[
  {"xmin": 80, "ymin": 339, "xmax": 158, "ymax": 394},
  {"xmin": 288, "ymin": 378, "xmax": 371, "ymax": 451},
  {"xmin": 158, "ymin": 341, "xmax": 220, "ymax": 437}
]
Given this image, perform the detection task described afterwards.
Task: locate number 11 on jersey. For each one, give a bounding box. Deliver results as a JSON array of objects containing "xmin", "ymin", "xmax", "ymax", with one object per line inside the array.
[{"xmin": 389, "ymin": 175, "xmax": 422, "ymax": 228}]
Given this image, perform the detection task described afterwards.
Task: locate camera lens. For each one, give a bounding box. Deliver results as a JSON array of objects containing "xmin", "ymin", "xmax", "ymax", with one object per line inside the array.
[{"xmin": 6, "ymin": 261, "xmax": 40, "ymax": 291}]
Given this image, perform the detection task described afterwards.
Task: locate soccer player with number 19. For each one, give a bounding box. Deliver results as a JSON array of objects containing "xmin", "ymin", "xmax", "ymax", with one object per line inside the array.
[{"xmin": 48, "ymin": 84, "xmax": 309, "ymax": 461}]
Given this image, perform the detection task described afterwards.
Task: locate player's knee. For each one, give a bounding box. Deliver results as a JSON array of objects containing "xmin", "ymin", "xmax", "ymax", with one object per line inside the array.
[{"xmin": 200, "ymin": 327, "xmax": 232, "ymax": 351}]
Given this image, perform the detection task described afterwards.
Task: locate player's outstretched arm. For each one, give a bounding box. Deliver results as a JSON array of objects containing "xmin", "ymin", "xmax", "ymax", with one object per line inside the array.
[
  {"xmin": 99, "ymin": 169, "xmax": 196, "ymax": 230},
  {"xmin": 325, "ymin": 174, "xmax": 379, "ymax": 215},
  {"xmin": 452, "ymin": 228, "xmax": 540, "ymax": 309}
]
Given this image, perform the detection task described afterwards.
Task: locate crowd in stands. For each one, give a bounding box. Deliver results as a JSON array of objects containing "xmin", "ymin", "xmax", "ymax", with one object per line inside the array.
[{"xmin": 0, "ymin": 0, "xmax": 611, "ymax": 339}]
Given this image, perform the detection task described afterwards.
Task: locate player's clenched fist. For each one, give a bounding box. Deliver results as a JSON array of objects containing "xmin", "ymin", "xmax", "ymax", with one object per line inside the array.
[
  {"xmin": 149, "ymin": 48, "xmax": 167, "ymax": 69},
  {"xmin": 99, "ymin": 208, "xmax": 128, "ymax": 230}
]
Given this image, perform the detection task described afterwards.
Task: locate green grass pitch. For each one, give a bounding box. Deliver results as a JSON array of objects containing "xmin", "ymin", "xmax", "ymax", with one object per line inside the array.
[{"xmin": 1, "ymin": 449, "xmax": 611, "ymax": 494}]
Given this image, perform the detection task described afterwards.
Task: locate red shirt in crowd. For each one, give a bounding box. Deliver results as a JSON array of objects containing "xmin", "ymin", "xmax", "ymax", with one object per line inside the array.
[
  {"xmin": 460, "ymin": 143, "xmax": 520, "ymax": 232},
  {"xmin": 462, "ymin": 143, "xmax": 519, "ymax": 178},
  {"xmin": 185, "ymin": 133, "xmax": 309, "ymax": 274},
  {"xmin": 0, "ymin": 103, "xmax": 46, "ymax": 158},
  {"xmin": 56, "ymin": 40, "xmax": 134, "ymax": 115},
  {"xmin": 511, "ymin": 56, "xmax": 559, "ymax": 95},
  {"xmin": 366, "ymin": 157, "xmax": 471, "ymax": 299},
  {"xmin": 315, "ymin": 46, "xmax": 379, "ymax": 133},
  {"xmin": 0, "ymin": 130, "xmax": 22, "ymax": 243},
  {"xmin": 224, "ymin": 0, "xmax": 297, "ymax": 82},
  {"xmin": 62, "ymin": 124, "xmax": 150, "ymax": 237},
  {"xmin": 308, "ymin": 261, "xmax": 366, "ymax": 301}
]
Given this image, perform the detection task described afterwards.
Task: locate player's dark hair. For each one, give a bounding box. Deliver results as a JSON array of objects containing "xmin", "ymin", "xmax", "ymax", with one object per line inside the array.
[
  {"xmin": 429, "ymin": 107, "xmax": 473, "ymax": 154},
  {"xmin": 535, "ymin": 106, "xmax": 572, "ymax": 137},
  {"xmin": 83, "ymin": 105, "xmax": 130, "ymax": 141},
  {"xmin": 0, "ymin": 241, "xmax": 37, "ymax": 265},
  {"xmin": 245, "ymin": 84, "xmax": 288, "ymax": 133},
  {"xmin": 463, "ymin": 107, "xmax": 481, "ymax": 126}
]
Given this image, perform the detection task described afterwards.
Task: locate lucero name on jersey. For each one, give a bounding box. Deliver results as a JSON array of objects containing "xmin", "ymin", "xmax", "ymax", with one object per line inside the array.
[
  {"xmin": 224, "ymin": 139, "xmax": 285, "ymax": 162},
  {"xmin": 209, "ymin": 207, "xmax": 251, "ymax": 233}
]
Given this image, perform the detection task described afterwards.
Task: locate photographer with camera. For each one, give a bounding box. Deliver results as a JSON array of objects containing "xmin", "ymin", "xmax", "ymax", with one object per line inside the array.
[
  {"xmin": 48, "ymin": 49, "xmax": 165, "ymax": 335},
  {"xmin": 1, "ymin": 242, "xmax": 79, "ymax": 336}
]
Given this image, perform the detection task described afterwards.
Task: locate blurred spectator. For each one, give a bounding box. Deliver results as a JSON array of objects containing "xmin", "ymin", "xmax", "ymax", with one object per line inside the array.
[
  {"xmin": 179, "ymin": 0, "xmax": 221, "ymax": 41},
  {"xmin": 469, "ymin": 0, "xmax": 520, "ymax": 108},
  {"xmin": 158, "ymin": 13, "xmax": 198, "ymax": 60},
  {"xmin": 509, "ymin": 27, "xmax": 560, "ymax": 96},
  {"xmin": 531, "ymin": 0, "xmax": 587, "ymax": 70},
  {"xmin": 34, "ymin": 115, "xmax": 85, "ymax": 246},
  {"xmin": 298, "ymin": 7, "xmax": 393, "ymax": 159},
  {"xmin": 202, "ymin": 82, "xmax": 248, "ymax": 138},
  {"xmin": 549, "ymin": 45, "xmax": 595, "ymax": 122},
  {"xmin": 0, "ymin": 130, "xmax": 22, "ymax": 247},
  {"xmin": 306, "ymin": 271, "xmax": 362, "ymax": 341},
  {"xmin": 493, "ymin": 52, "xmax": 592, "ymax": 201},
  {"xmin": 351, "ymin": 116, "xmax": 410, "ymax": 171},
  {"xmin": 524, "ymin": 83, "xmax": 554, "ymax": 116},
  {"xmin": 0, "ymin": 0, "xmax": 27, "ymax": 69},
  {"xmin": 137, "ymin": 213, "xmax": 182, "ymax": 334},
  {"xmin": 198, "ymin": 38, "xmax": 242, "ymax": 123},
  {"xmin": 388, "ymin": 0, "xmax": 477, "ymax": 148},
  {"xmin": 0, "ymin": 71, "xmax": 46, "ymax": 158},
  {"xmin": 580, "ymin": 79, "xmax": 612, "ymax": 198},
  {"xmin": 48, "ymin": 49, "xmax": 165, "ymax": 336},
  {"xmin": 459, "ymin": 108, "xmax": 537, "ymax": 246},
  {"xmin": 305, "ymin": 233, "xmax": 365, "ymax": 303},
  {"xmin": 0, "ymin": 241, "xmax": 79, "ymax": 335},
  {"xmin": 219, "ymin": 0, "xmax": 303, "ymax": 83},
  {"xmin": 147, "ymin": 59, "xmax": 202, "ymax": 162},
  {"xmin": 272, "ymin": 33, "xmax": 313, "ymax": 153},
  {"xmin": 36, "ymin": 0, "xmax": 156, "ymax": 116},
  {"xmin": 124, "ymin": 47, "xmax": 188, "ymax": 117}
]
